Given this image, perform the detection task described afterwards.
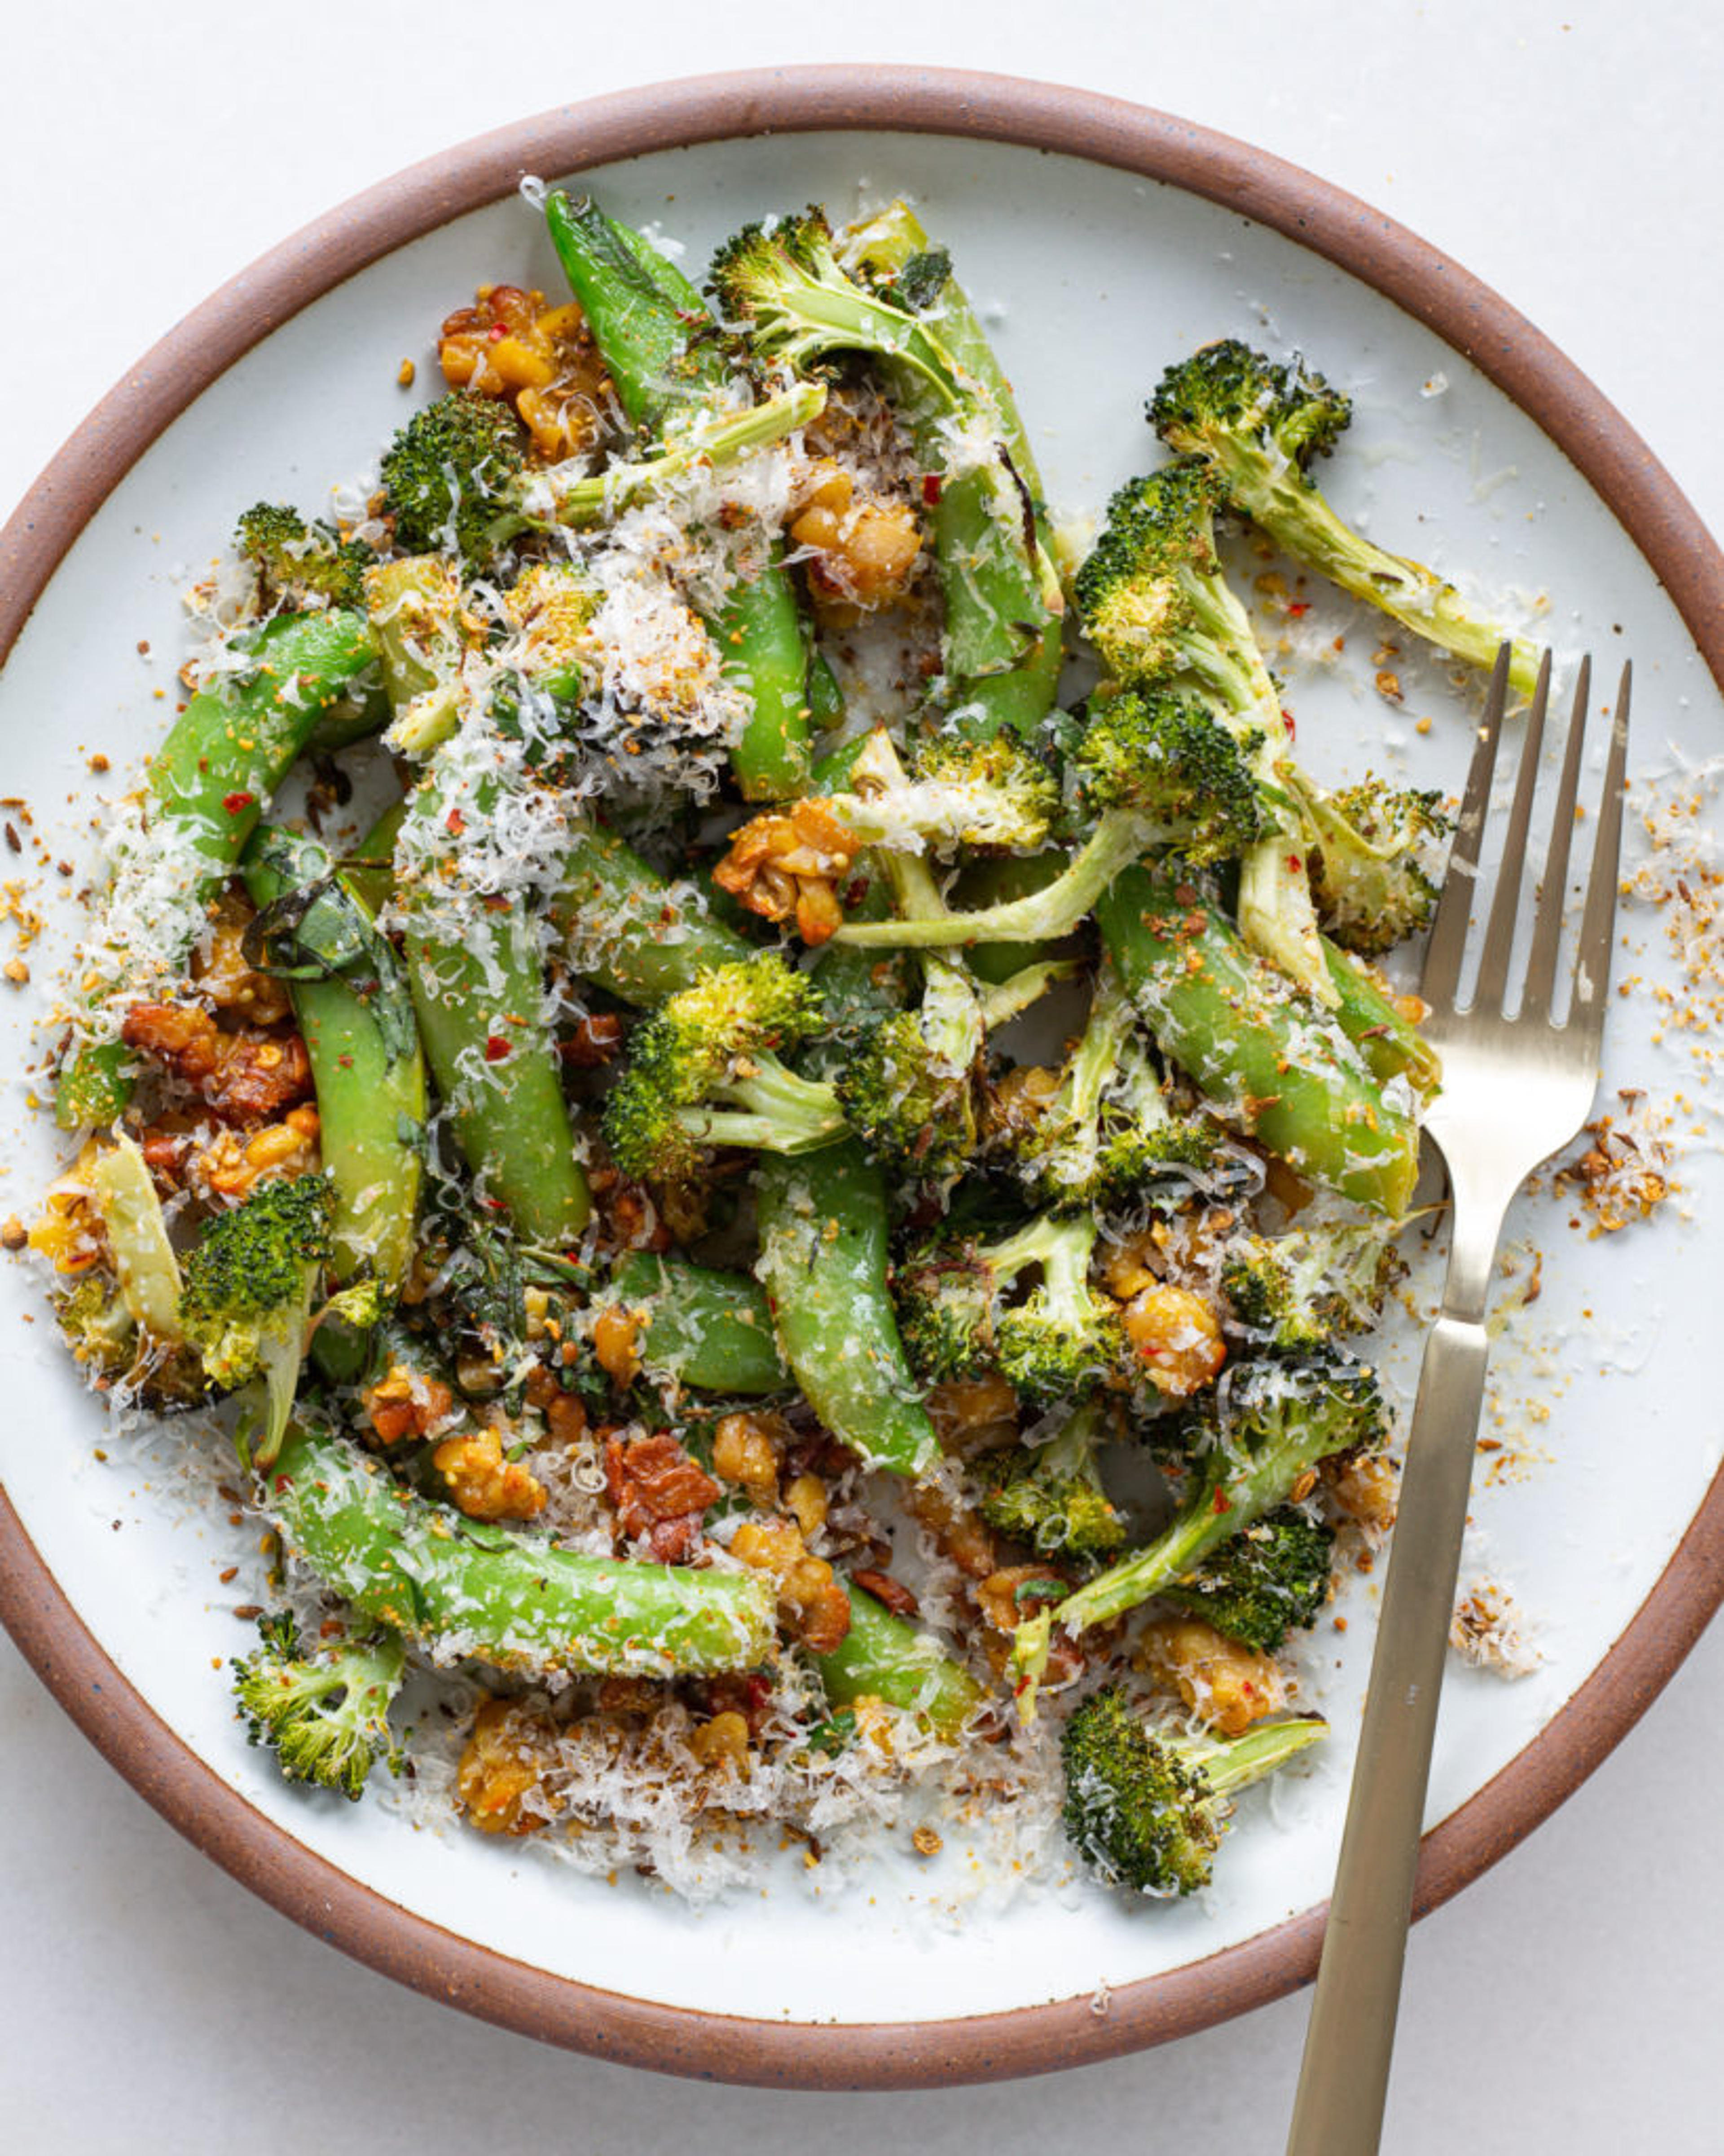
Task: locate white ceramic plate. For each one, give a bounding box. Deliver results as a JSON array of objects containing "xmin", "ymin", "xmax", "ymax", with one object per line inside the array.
[{"xmin": 2, "ymin": 72, "xmax": 1720, "ymax": 2084}]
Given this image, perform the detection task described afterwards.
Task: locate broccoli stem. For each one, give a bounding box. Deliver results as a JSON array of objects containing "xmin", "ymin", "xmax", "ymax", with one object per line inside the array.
[
  {"xmin": 55, "ymin": 607, "xmax": 378, "ymax": 1129},
  {"xmin": 241, "ymin": 825, "xmax": 426, "ymax": 1297},
  {"xmin": 609, "ymin": 1252, "xmax": 789, "ymax": 1394},
  {"xmin": 680, "ymin": 1050, "xmax": 849, "ymax": 1155},
  {"xmin": 755, "ymin": 1138, "xmax": 943, "ymax": 1479},
  {"xmin": 813, "ymin": 1582, "xmax": 984, "ymax": 1738},
  {"xmin": 1097, "ymin": 864, "xmax": 1420, "ymax": 1215},
  {"xmin": 1191, "ymin": 1713, "xmax": 1330, "ymax": 1799},
  {"xmin": 266, "ymin": 1421, "xmax": 777, "ymax": 1676},
  {"xmin": 1223, "ymin": 467, "xmax": 1543, "ymax": 697},
  {"xmin": 828, "ymin": 813, "xmax": 1147, "ymax": 950}
]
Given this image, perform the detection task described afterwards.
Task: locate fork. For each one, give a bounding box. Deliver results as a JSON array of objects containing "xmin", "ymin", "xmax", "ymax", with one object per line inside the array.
[{"xmin": 1285, "ymin": 645, "xmax": 1632, "ymax": 2156}]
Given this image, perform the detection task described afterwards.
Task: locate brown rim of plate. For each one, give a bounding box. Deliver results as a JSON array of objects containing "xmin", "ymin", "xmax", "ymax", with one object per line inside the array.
[{"xmin": 1, "ymin": 64, "xmax": 1720, "ymax": 2089}]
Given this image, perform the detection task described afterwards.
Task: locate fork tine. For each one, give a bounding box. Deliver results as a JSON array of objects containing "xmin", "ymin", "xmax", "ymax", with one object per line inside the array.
[
  {"xmin": 1472, "ymin": 649, "xmax": 1554, "ymax": 1011},
  {"xmin": 1519, "ymin": 654, "xmax": 1592, "ymax": 1022},
  {"xmin": 1568, "ymin": 660, "xmax": 1632, "ymax": 1038},
  {"xmin": 1421, "ymin": 643, "xmax": 1515, "ymax": 1009}
]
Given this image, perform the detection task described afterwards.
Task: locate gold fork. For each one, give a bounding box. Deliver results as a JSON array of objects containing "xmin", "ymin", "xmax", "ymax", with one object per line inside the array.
[{"xmin": 1286, "ymin": 645, "xmax": 1632, "ymax": 2155}]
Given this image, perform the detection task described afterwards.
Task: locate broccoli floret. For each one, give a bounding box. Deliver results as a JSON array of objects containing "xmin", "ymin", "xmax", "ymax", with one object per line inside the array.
[
  {"xmin": 1220, "ymin": 1213, "xmax": 1416, "ymax": 1352},
  {"xmin": 977, "ymin": 1398, "xmax": 1127, "ymax": 1562},
  {"xmin": 828, "ymin": 688, "xmax": 1266, "ymax": 961},
  {"xmin": 895, "ymin": 1211, "xmax": 1125, "ymax": 1404},
  {"xmin": 998, "ymin": 961, "xmax": 1233, "ymax": 1212},
  {"xmin": 1158, "ymin": 1504, "xmax": 1335, "ymax": 1652},
  {"xmin": 814, "ymin": 727, "xmax": 1060, "ymax": 855},
  {"xmin": 836, "ymin": 960, "xmax": 984, "ymax": 1179},
  {"xmin": 1148, "ymin": 339, "xmax": 1540, "ymax": 694},
  {"xmin": 379, "ymin": 390, "xmax": 530, "ymax": 567},
  {"xmin": 1048, "ymin": 1351, "xmax": 1388, "ymax": 1637},
  {"xmin": 1061, "ymin": 1684, "xmax": 1326, "ymax": 1895},
  {"xmin": 231, "ymin": 1610, "xmax": 406, "ymax": 1800},
  {"xmin": 235, "ymin": 502, "xmax": 374, "ymax": 611},
  {"xmin": 1299, "ymin": 779, "xmax": 1451, "ymax": 956},
  {"xmin": 709, "ymin": 208, "xmax": 962, "ymax": 410},
  {"xmin": 179, "ymin": 1174, "xmax": 334, "ymax": 1467},
  {"xmin": 602, "ymin": 956, "xmax": 846, "ymax": 1182}
]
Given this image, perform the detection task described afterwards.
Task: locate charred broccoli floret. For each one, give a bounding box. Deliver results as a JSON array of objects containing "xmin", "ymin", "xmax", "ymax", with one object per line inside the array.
[
  {"xmin": 1073, "ymin": 460, "xmax": 1332, "ymax": 1003},
  {"xmin": 1219, "ymin": 1213, "xmax": 1416, "ymax": 1353},
  {"xmin": 1148, "ymin": 339, "xmax": 1541, "ymax": 694},
  {"xmin": 1046, "ymin": 1351, "xmax": 1388, "ymax": 1638},
  {"xmin": 235, "ymin": 503, "xmax": 374, "ymax": 611},
  {"xmin": 997, "ymin": 960, "xmax": 1236, "ymax": 1212},
  {"xmin": 895, "ymin": 1211, "xmax": 1125, "ymax": 1403},
  {"xmin": 1298, "ymin": 779, "xmax": 1451, "ymax": 956},
  {"xmin": 821, "ymin": 726, "xmax": 1061, "ymax": 855},
  {"xmin": 828, "ymin": 689, "xmax": 1265, "ymax": 957},
  {"xmin": 976, "ymin": 1398, "xmax": 1127, "ymax": 1562},
  {"xmin": 601, "ymin": 956, "xmax": 846, "ymax": 1182},
  {"xmin": 380, "ymin": 390, "xmax": 530, "ymax": 566},
  {"xmin": 231, "ymin": 1610, "xmax": 406, "ymax": 1800},
  {"xmin": 179, "ymin": 1173, "xmax": 334, "ymax": 1467},
  {"xmin": 1061, "ymin": 1684, "xmax": 1326, "ymax": 1895},
  {"xmin": 835, "ymin": 962, "xmax": 985, "ymax": 1180},
  {"xmin": 1158, "ymin": 1504, "xmax": 1336, "ymax": 1652}
]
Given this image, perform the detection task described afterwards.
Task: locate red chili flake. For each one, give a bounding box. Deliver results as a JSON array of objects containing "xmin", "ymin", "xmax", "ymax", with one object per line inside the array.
[
  {"xmin": 222, "ymin": 790, "xmax": 255, "ymax": 815},
  {"xmin": 1286, "ymin": 853, "xmax": 1304, "ymax": 875},
  {"xmin": 445, "ymin": 807, "xmax": 466, "ymax": 835},
  {"xmin": 921, "ymin": 474, "xmax": 943, "ymax": 505},
  {"xmin": 484, "ymin": 1034, "xmax": 511, "ymax": 1063},
  {"xmin": 1281, "ymin": 707, "xmax": 1297, "ymax": 740},
  {"xmin": 273, "ymin": 1475, "xmax": 291, "ymax": 1495},
  {"xmin": 488, "ymin": 321, "xmax": 506, "ymax": 341},
  {"xmin": 1210, "ymin": 1489, "xmax": 1234, "ymax": 1515},
  {"xmin": 1287, "ymin": 601, "xmax": 1311, "ymax": 617}
]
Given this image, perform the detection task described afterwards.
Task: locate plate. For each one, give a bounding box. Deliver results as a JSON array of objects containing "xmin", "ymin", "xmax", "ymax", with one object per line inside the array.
[{"xmin": 2, "ymin": 66, "xmax": 1722, "ymax": 2087}]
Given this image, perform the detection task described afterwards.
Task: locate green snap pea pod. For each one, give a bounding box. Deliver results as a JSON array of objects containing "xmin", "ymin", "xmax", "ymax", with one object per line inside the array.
[
  {"xmin": 545, "ymin": 193, "xmax": 814, "ymax": 799},
  {"xmin": 303, "ymin": 675, "xmax": 391, "ymax": 754},
  {"xmin": 370, "ymin": 568, "xmax": 590, "ymax": 1245},
  {"xmin": 754, "ymin": 1139, "xmax": 942, "ymax": 1479},
  {"xmin": 813, "ymin": 1583, "xmax": 984, "ymax": 1739},
  {"xmin": 56, "ymin": 607, "xmax": 377, "ymax": 1129},
  {"xmin": 266, "ymin": 1422, "xmax": 776, "ymax": 1676},
  {"xmin": 550, "ymin": 821, "xmax": 752, "ymax": 1005},
  {"xmin": 1096, "ymin": 865, "xmax": 1421, "ymax": 1215},
  {"xmin": 340, "ymin": 797, "xmax": 408, "ymax": 918},
  {"xmin": 717, "ymin": 545, "xmax": 814, "ymax": 800},
  {"xmin": 806, "ymin": 650, "xmax": 845, "ymax": 733},
  {"xmin": 1323, "ymin": 940, "xmax": 1443, "ymax": 1098},
  {"xmin": 240, "ymin": 825, "xmax": 425, "ymax": 1296},
  {"xmin": 610, "ymin": 1252, "xmax": 788, "ymax": 1394},
  {"xmin": 401, "ymin": 820, "xmax": 590, "ymax": 1248},
  {"xmin": 842, "ymin": 204, "xmax": 1063, "ymax": 745}
]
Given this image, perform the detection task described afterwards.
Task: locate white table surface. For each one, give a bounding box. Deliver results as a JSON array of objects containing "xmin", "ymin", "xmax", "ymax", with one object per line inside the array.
[{"xmin": 3, "ymin": 5, "xmax": 1720, "ymax": 2149}]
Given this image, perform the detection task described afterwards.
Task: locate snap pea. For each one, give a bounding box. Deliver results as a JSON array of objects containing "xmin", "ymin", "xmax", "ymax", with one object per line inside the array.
[
  {"xmin": 401, "ymin": 813, "xmax": 591, "ymax": 1248},
  {"xmin": 841, "ymin": 203, "xmax": 1064, "ymax": 745},
  {"xmin": 266, "ymin": 1421, "xmax": 777, "ymax": 1677},
  {"xmin": 754, "ymin": 1138, "xmax": 942, "ymax": 1479},
  {"xmin": 240, "ymin": 825, "xmax": 425, "ymax": 1296},
  {"xmin": 1096, "ymin": 864, "xmax": 1420, "ymax": 1215},
  {"xmin": 1323, "ymin": 939, "xmax": 1443, "ymax": 1098},
  {"xmin": 545, "ymin": 192, "xmax": 813, "ymax": 799},
  {"xmin": 550, "ymin": 820, "xmax": 751, "ymax": 1005},
  {"xmin": 609, "ymin": 1252, "xmax": 788, "ymax": 1394},
  {"xmin": 340, "ymin": 797, "xmax": 408, "ymax": 918},
  {"xmin": 55, "ymin": 607, "xmax": 377, "ymax": 1129},
  {"xmin": 369, "ymin": 569, "xmax": 590, "ymax": 1247},
  {"xmin": 813, "ymin": 1583, "xmax": 984, "ymax": 1740}
]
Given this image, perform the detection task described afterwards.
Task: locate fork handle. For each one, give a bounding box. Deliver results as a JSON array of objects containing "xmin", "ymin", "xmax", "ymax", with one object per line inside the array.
[{"xmin": 1286, "ymin": 1309, "xmax": 1491, "ymax": 2156}]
